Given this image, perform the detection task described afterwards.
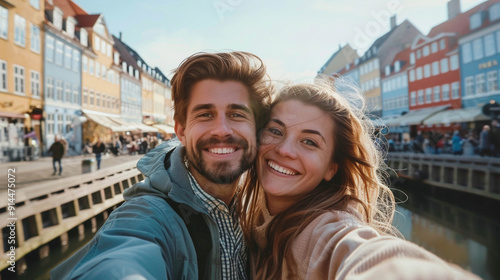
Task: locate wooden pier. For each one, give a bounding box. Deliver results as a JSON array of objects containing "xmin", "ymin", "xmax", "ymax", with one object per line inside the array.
[
  {"xmin": 0, "ymin": 161, "xmax": 142, "ymax": 273},
  {"xmin": 388, "ymin": 153, "xmax": 500, "ymax": 201}
]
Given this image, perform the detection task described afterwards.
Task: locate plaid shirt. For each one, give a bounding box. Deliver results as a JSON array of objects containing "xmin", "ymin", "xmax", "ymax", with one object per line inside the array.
[{"xmin": 187, "ymin": 172, "xmax": 248, "ymax": 280}]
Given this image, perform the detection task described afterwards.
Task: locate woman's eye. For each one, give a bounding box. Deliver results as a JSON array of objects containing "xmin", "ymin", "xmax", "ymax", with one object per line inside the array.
[{"xmin": 302, "ymin": 139, "xmax": 318, "ymax": 147}]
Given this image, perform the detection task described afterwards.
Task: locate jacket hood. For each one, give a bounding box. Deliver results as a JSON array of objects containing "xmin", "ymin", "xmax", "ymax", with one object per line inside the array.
[{"xmin": 123, "ymin": 138, "xmax": 206, "ymax": 213}]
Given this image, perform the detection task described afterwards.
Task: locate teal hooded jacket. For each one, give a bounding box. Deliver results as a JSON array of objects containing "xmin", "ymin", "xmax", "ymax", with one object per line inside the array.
[{"xmin": 51, "ymin": 139, "xmax": 222, "ymax": 279}]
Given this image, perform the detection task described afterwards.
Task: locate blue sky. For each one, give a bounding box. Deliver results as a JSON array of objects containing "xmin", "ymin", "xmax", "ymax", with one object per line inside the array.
[{"xmin": 74, "ymin": 0, "xmax": 484, "ymax": 82}]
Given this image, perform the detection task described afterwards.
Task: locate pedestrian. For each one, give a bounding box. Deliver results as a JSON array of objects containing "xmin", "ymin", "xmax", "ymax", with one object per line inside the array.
[
  {"xmin": 239, "ymin": 80, "xmax": 480, "ymax": 279},
  {"xmin": 48, "ymin": 135, "xmax": 65, "ymax": 176},
  {"xmin": 479, "ymin": 125, "xmax": 492, "ymax": 156},
  {"xmin": 491, "ymin": 119, "xmax": 500, "ymax": 157},
  {"xmin": 451, "ymin": 130, "xmax": 463, "ymax": 155},
  {"xmin": 51, "ymin": 51, "xmax": 273, "ymax": 279},
  {"xmin": 92, "ymin": 136, "xmax": 106, "ymax": 170}
]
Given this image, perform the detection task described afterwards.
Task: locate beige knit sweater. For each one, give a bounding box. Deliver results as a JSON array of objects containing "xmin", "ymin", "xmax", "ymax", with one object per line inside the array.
[{"xmin": 252, "ymin": 193, "xmax": 480, "ymax": 280}]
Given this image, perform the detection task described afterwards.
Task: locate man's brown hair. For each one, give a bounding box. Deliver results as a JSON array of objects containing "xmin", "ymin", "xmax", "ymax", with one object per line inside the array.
[{"xmin": 170, "ymin": 51, "xmax": 273, "ymax": 130}]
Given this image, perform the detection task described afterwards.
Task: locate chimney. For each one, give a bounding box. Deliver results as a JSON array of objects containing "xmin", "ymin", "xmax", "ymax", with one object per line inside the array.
[
  {"xmin": 390, "ymin": 15, "xmax": 397, "ymax": 30},
  {"xmin": 447, "ymin": 0, "xmax": 461, "ymax": 20},
  {"xmin": 119, "ymin": 32, "xmax": 122, "ymax": 41}
]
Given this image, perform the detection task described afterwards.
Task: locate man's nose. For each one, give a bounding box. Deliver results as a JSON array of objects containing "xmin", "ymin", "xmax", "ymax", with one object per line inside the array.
[{"xmin": 210, "ymin": 115, "xmax": 233, "ymax": 137}]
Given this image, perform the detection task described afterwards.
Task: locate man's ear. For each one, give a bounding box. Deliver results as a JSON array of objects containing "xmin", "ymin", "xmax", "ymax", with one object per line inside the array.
[{"xmin": 174, "ymin": 122, "xmax": 186, "ymax": 146}]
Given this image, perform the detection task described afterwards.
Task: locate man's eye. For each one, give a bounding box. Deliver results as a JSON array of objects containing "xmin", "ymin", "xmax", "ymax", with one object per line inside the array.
[
  {"xmin": 269, "ymin": 128, "xmax": 282, "ymax": 136},
  {"xmin": 229, "ymin": 113, "xmax": 245, "ymax": 118},
  {"xmin": 198, "ymin": 113, "xmax": 213, "ymax": 118}
]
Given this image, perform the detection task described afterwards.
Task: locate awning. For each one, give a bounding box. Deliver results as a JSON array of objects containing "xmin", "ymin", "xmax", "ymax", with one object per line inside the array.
[
  {"xmin": 423, "ymin": 107, "xmax": 490, "ymax": 125},
  {"xmin": 154, "ymin": 124, "xmax": 176, "ymax": 134},
  {"xmin": 134, "ymin": 122, "xmax": 158, "ymax": 133},
  {"xmin": 109, "ymin": 117, "xmax": 159, "ymax": 133},
  {"xmin": 84, "ymin": 113, "xmax": 128, "ymax": 132},
  {"xmin": 385, "ymin": 105, "xmax": 449, "ymax": 126},
  {"xmin": 108, "ymin": 117, "xmax": 141, "ymax": 131},
  {"xmin": 0, "ymin": 111, "xmax": 26, "ymax": 118}
]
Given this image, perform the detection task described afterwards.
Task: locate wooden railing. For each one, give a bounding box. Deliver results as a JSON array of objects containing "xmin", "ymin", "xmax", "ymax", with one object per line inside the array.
[
  {"xmin": 0, "ymin": 161, "xmax": 143, "ymax": 272},
  {"xmin": 388, "ymin": 153, "xmax": 500, "ymax": 201}
]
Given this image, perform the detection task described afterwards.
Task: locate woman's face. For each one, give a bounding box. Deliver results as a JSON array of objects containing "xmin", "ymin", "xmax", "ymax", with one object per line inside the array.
[{"xmin": 257, "ymin": 99, "xmax": 338, "ymax": 213}]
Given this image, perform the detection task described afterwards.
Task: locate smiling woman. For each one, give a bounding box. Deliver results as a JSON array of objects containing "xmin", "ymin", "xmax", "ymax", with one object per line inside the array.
[{"xmin": 238, "ymin": 77, "xmax": 480, "ymax": 280}]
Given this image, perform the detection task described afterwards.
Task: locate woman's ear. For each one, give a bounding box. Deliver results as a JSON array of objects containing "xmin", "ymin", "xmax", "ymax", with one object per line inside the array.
[{"xmin": 324, "ymin": 162, "xmax": 338, "ymax": 182}]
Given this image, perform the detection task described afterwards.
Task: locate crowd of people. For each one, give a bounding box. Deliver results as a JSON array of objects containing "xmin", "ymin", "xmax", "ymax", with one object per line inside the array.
[{"xmin": 386, "ymin": 120, "xmax": 500, "ymax": 157}]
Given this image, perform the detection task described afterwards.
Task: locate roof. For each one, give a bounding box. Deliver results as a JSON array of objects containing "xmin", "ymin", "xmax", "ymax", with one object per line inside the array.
[
  {"xmin": 382, "ymin": 47, "xmax": 413, "ymax": 79},
  {"xmin": 74, "ymin": 14, "xmax": 100, "ymax": 28},
  {"xmin": 319, "ymin": 44, "xmax": 355, "ymax": 73},
  {"xmin": 112, "ymin": 35, "xmax": 141, "ymax": 72},
  {"xmin": 428, "ymin": 0, "xmax": 500, "ymax": 38}
]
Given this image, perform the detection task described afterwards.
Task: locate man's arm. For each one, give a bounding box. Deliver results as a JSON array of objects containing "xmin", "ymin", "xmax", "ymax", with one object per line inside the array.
[{"xmin": 51, "ymin": 196, "xmax": 196, "ymax": 279}]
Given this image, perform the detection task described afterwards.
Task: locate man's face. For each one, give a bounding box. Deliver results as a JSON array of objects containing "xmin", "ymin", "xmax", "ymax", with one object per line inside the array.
[{"xmin": 175, "ymin": 79, "xmax": 257, "ymax": 185}]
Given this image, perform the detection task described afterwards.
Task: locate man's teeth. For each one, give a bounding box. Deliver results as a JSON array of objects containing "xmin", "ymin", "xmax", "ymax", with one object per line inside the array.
[
  {"xmin": 268, "ymin": 161, "xmax": 296, "ymax": 175},
  {"xmin": 209, "ymin": 148, "xmax": 235, "ymax": 154}
]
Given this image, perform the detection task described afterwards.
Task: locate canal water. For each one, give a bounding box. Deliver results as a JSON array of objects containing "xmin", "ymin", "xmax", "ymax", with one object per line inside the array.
[{"xmin": 7, "ymin": 180, "xmax": 500, "ymax": 279}]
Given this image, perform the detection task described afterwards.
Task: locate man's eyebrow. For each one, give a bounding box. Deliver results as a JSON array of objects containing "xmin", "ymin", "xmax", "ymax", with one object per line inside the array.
[
  {"xmin": 229, "ymin": 104, "xmax": 252, "ymax": 114},
  {"xmin": 191, "ymin": 104, "xmax": 214, "ymax": 113},
  {"xmin": 269, "ymin": 118, "xmax": 285, "ymax": 126}
]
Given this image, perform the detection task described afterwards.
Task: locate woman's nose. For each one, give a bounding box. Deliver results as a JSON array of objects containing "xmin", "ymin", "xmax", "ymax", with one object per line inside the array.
[{"xmin": 275, "ymin": 137, "xmax": 297, "ymax": 159}]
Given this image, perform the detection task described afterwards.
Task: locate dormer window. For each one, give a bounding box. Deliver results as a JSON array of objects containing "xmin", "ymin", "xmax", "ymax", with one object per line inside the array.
[
  {"xmin": 113, "ymin": 51, "xmax": 119, "ymax": 65},
  {"xmin": 65, "ymin": 17, "xmax": 76, "ymax": 38},
  {"xmin": 80, "ymin": 28, "xmax": 88, "ymax": 46},
  {"xmin": 134, "ymin": 69, "xmax": 139, "ymax": 79},
  {"xmin": 354, "ymin": 58, "xmax": 359, "ymax": 65},
  {"xmin": 490, "ymin": 3, "xmax": 500, "ymax": 22},
  {"xmin": 470, "ymin": 12, "xmax": 483, "ymax": 30},
  {"xmin": 395, "ymin": 61, "xmax": 401, "ymax": 72},
  {"xmin": 138, "ymin": 60, "xmax": 142, "ymax": 67},
  {"xmin": 122, "ymin": 61, "xmax": 127, "ymax": 73},
  {"xmin": 410, "ymin": 52, "xmax": 415, "ymax": 64},
  {"xmin": 385, "ymin": 65, "xmax": 391, "ymax": 76},
  {"xmin": 53, "ymin": 7, "xmax": 63, "ymax": 30},
  {"xmin": 128, "ymin": 65, "xmax": 133, "ymax": 76}
]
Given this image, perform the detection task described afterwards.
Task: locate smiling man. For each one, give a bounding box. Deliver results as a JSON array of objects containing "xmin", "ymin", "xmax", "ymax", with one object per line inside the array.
[{"xmin": 52, "ymin": 52, "xmax": 273, "ymax": 280}]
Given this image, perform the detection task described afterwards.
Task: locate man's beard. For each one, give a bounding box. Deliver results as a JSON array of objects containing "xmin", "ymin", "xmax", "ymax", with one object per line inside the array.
[{"xmin": 186, "ymin": 136, "xmax": 255, "ymax": 184}]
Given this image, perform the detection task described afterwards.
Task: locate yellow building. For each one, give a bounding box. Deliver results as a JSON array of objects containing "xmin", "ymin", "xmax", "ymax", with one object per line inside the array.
[{"xmin": 0, "ymin": 0, "xmax": 44, "ymax": 161}]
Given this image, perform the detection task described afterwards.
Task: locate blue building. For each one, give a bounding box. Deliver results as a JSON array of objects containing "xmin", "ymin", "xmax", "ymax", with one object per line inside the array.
[
  {"xmin": 44, "ymin": 4, "xmax": 84, "ymax": 156},
  {"xmin": 459, "ymin": 1, "xmax": 500, "ymax": 109}
]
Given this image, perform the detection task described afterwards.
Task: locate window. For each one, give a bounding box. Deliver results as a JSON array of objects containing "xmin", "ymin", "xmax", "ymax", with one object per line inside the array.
[
  {"xmin": 89, "ymin": 90, "xmax": 94, "ymax": 105},
  {"xmin": 102, "ymin": 65, "xmax": 106, "ymax": 78},
  {"xmin": 433, "ymin": 86, "xmax": 440, "ymax": 102},
  {"xmin": 462, "ymin": 43, "xmax": 472, "ymax": 63},
  {"xmin": 64, "ymin": 83, "xmax": 71, "ymax": 103},
  {"xmin": 402, "ymin": 74, "xmax": 408, "ymax": 87},
  {"xmin": 56, "ymin": 80, "xmax": 63, "ymax": 101},
  {"xmin": 72, "ymin": 49, "xmax": 79, "ymax": 72},
  {"xmin": 80, "ymin": 29, "xmax": 88, "ymax": 47},
  {"xmin": 82, "ymin": 56, "xmax": 88, "ymax": 72},
  {"xmin": 46, "ymin": 114, "xmax": 54, "ymax": 135},
  {"xmin": 476, "ymin": 74, "xmax": 486, "ymax": 94},
  {"xmin": 89, "ymin": 59, "xmax": 94, "ymax": 75},
  {"xmin": 73, "ymin": 84, "xmax": 79, "ymax": 104},
  {"xmin": 114, "ymin": 52, "xmax": 120, "ymax": 65},
  {"xmin": 53, "ymin": 8, "xmax": 63, "ymax": 30},
  {"xmin": 432, "ymin": 61, "xmax": 440, "ymax": 76},
  {"xmin": 83, "ymin": 88, "xmax": 88, "ymax": 105},
  {"xmin": 409, "ymin": 70, "xmax": 415, "ymax": 82},
  {"xmin": 484, "ymin": 34, "xmax": 495, "ymax": 57},
  {"xmin": 418, "ymin": 90, "xmax": 424, "ymax": 104},
  {"xmin": 470, "ymin": 13, "xmax": 482, "ymax": 30},
  {"xmin": 410, "ymin": 52, "xmax": 415, "ymax": 64},
  {"xmin": 66, "ymin": 115, "xmax": 72, "ymax": 133},
  {"xmin": 488, "ymin": 71, "xmax": 498, "ymax": 92},
  {"xmin": 57, "ymin": 115, "xmax": 63, "ymax": 134},
  {"xmin": 417, "ymin": 49, "xmax": 421, "ymax": 59},
  {"xmin": 450, "ymin": 55, "xmax": 459, "ymax": 70},
  {"xmin": 395, "ymin": 61, "xmax": 400, "ymax": 72},
  {"xmin": 55, "ymin": 41, "xmax": 63, "ymax": 65},
  {"xmin": 385, "ymin": 65, "xmax": 391, "ymax": 76},
  {"xmin": 439, "ymin": 39, "xmax": 446, "ymax": 50},
  {"xmin": 472, "ymin": 38, "xmax": 484, "ymax": 60},
  {"xmin": 0, "ymin": 60, "xmax": 6, "ymax": 92},
  {"xmin": 425, "ymin": 88, "xmax": 432, "ymax": 103},
  {"xmin": 96, "ymin": 92, "xmax": 100, "ymax": 106},
  {"xmin": 0, "ymin": 6, "xmax": 7, "ymax": 39},
  {"xmin": 66, "ymin": 17, "xmax": 75, "ymax": 38},
  {"xmin": 94, "ymin": 36, "xmax": 100, "ymax": 51},
  {"xmin": 46, "ymin": 76, "xmax": 54, "ymax": 99},
  {"xmin": 31, "ymin": 71, "xmax": 40, "ymax": 97},
  {"xmin": 491, "ymin": 3, "xmax": 500, "ymax": 21},
  {"xmin": 30, "ymin": 0, "xmax": 40, "ymax": 9},
  {"xmin": 442, "ymin": 84, "xmax": 450, "ymax": 101},
  {"xmin": 431, "ymin": 42, "xmax": 438, "ymax": 53},
  {"xmin": 451, "ymin": 82, "xmax": 460, "ymax": 99},
  {"xmin": 416, "ymin": 67, "xmax": 423, "ymax": 80},
  {"xmin": 465, "ymin": 77, "xmax": 474, "ymax": 97},
  {"xmin": 423, "ymin": 46, "xmax": 430, "ymax": 56},
  {"xmin": 64, "ymin": 45, "xmax": 72, "ymax": 69},
  {"xmin": 30, "ymin": 24, "xmax": 40, "ymax": 53},
  {"xmin": 106, "ymin": 44, "xmax": 112, "ymax": 57},
  {"xmin": 46, "ymin": 35, "xmax": 54, "ymax": 62},
  {"xmin": 424, "ymin": 64, "xmax": 431, "ymax": 78},
  {"xmin": 95, "ymin": 61, "xmax": 100, "ymax": 77},
  {"xmin": 440, "ymin": 58, "xmax": 449, "ymax": 73},
  {"xmin": 14, "ymin": 65, "xmax": 25, "ymax": 94},
  {"xmin": 14, "ymin": 15, "xmax": 26, "ymax": 47}
]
